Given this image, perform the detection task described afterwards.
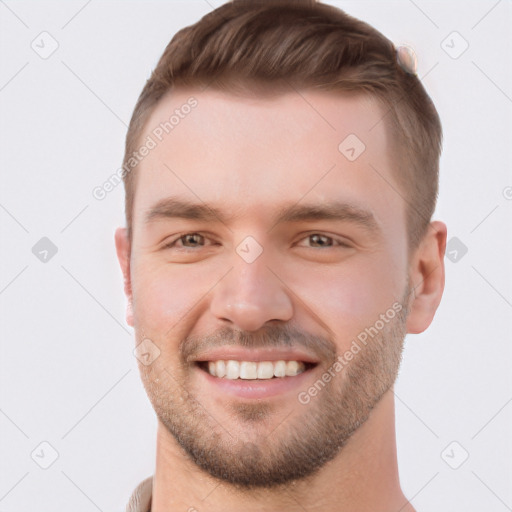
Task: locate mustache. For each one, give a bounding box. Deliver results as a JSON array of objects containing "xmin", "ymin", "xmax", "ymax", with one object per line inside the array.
[{"xmin": 180, "ymin": 324, "xmax": 337, "ymax": 363}]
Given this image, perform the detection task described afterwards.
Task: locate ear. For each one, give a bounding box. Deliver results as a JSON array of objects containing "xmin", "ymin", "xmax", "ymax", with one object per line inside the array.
[
  {"xmin": 115, "ymin": 227, "xmax": 134, "ymax": 327},
  {"xmin": 406, "ymin": 221, "xmax": 447, "ymax": 334}
]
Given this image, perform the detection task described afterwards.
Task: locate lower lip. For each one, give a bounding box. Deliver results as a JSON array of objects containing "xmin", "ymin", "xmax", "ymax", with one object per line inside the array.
[{"xmin": 197, "ymin": 364, "xmax": 317, "ymax": 400}]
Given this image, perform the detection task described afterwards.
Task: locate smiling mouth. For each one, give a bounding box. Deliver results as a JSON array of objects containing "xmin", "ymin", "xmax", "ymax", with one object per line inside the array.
[{"xmin": 196, "ymin": 360, "xmax": 318, "ymax": 380}]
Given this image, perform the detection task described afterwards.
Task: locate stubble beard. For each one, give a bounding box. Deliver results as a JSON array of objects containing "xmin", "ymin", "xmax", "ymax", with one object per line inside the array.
[{"xmin": 139, "ymin": 295, "xmax": 409, "ymax": 490}]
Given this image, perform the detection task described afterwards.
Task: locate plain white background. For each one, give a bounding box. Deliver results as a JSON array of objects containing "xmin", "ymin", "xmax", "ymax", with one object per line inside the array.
[{"xmin": 1, "ymin": 1, "xmax": 511, "ymax": 510}]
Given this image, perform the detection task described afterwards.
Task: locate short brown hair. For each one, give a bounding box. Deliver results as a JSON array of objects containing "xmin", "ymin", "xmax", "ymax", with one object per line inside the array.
[{"xmin": 122, "ymin": 0, "xmax": 442, "ymax": 249}]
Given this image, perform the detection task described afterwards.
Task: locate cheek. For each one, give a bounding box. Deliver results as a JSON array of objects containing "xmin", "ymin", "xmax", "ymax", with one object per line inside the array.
[
  {"xmin": 130, "ymin": 259, "xmax": 212, "ymax": 332},
  {"xmin": 295, "ymin": 253, "xmax": 405, "ymax": 345}
]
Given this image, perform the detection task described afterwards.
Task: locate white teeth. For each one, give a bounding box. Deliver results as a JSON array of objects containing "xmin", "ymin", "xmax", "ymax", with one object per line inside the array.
[
  {"xmin": 226, "ymin": 360, "xmax": 240, "ymax": 379},
  {"xmin": 286, "ymin": 360, "xmax": 301, "ymax": 376},
  {"xmin": 215, "ymin": 360, "xmax": 226, "ymax": 378},
  {"xmin": 257, "ymin": 361, "xmax": 274, "ymax": 379},
  {"xmin": 273, "ymin": 360, "xmax": 287, "ymax": 377},
  {"xmin": 205, "ymin": 360, "xmax": 307, "ymax": 379},
  {"xmin": 240, "ymin": 361, "xmax": 258, "ymax": 380}
]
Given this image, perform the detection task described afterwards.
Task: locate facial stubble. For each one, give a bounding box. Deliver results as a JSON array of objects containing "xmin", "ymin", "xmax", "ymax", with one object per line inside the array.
[{"xmin": 139, "ymin": 294, "xmax": 409, "ymax": 490}]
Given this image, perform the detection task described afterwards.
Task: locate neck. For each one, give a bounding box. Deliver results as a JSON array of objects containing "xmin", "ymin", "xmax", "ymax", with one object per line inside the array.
[{"xmin": 151, "ymin": 389, "xmax": 415, "ymax": 512}]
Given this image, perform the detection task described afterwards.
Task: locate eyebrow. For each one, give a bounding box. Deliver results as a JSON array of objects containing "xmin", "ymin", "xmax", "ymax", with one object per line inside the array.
[{"xmin": 144, "ymin": 197, "xmax": 381, "ymax": 234}]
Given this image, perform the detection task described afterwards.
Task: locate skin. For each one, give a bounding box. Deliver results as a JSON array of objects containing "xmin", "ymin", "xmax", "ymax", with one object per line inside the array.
[{"xmin": 115, "ymin": 87, "xmax": 447, "ymax": 511}]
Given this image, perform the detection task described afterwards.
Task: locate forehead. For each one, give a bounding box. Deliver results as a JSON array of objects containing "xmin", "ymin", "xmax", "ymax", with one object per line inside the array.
[{"xmin": 132, "ymin": 87, "xmax": 404, "ymax": 232}]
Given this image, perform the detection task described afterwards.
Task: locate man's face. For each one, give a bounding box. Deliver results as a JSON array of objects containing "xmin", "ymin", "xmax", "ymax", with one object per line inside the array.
[{"xmin": 125, "ymin": 88, "xmax": 411, "ymax": 487}]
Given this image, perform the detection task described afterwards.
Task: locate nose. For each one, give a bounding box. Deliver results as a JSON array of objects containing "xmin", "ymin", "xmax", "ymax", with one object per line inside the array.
[{"xmin": 210, "ymin": 251, "xmax": 294, "ymax": 332}]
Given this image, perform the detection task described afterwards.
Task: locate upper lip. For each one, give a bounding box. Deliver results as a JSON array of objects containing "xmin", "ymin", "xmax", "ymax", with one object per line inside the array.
[{"xmin": 189, "ymin": 347, "xmax": 320, "ymax": 364}]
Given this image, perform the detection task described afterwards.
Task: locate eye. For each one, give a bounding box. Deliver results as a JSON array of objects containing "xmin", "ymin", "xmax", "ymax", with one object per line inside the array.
[
  {"xmin": 307, "ymin": 234, "xmax": 333, "ymax": 248},
  {"xmin": 163, "ymin": 232, "xmax": 209, "ymax": 249},
  {"xmin": 297, "ymin": 233, "xmax": 352, "ymax": 249}
]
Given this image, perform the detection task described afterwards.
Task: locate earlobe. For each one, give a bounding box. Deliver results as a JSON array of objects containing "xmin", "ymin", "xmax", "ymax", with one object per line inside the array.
[
  {"xmin": 406, "ymin": 221, "xmax": 447, "ymax": 334},
  {"xmin": 115, "ymin": 227, "xmax": 134, "ymax": 327}
]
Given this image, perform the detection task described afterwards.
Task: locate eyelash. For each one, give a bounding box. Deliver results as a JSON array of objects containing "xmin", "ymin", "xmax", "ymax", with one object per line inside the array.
[{"xmin": 162, "ymin": 232, "xmax": 352, "ymax": 250}]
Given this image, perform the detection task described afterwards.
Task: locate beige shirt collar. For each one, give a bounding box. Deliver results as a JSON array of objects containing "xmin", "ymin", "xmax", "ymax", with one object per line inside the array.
[{"xmin": 126, "ymin": 476, "xmax": 153, "ymax": 512}]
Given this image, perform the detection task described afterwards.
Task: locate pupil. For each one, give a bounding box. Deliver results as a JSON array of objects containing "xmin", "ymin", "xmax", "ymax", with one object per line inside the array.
[
  {"xmin": 312, "ymin": 234, "xmax": 329, "ymax": 246},
  {"xmin": 185, "ymin": 234, "xmax": 200, "ymax": 245}
]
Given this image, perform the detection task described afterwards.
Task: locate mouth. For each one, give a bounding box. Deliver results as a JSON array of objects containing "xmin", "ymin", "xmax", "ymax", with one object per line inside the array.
[
  {"xmin": 194, "ymin": 354, "xmax": 319, "ymax": 400},
  {"xmin": 196, "ymin": 359, "xmax": 317, "ymax": 380}
]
